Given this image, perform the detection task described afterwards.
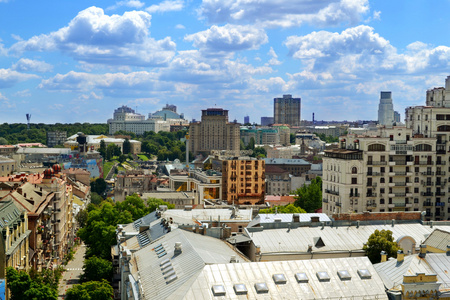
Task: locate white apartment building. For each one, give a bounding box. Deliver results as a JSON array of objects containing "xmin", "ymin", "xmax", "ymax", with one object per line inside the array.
[{"xmin": 323, "ymin": 76, "xmax": 450, "ymax": 221}]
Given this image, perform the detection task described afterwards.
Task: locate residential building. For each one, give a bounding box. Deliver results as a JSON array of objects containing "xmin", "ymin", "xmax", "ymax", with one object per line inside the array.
[
  {"xmin": 260, "ymin": 116, "xmax": 274, "ymax": 126},
  {"xmin": 265, "ymin": 165, "xmax": 291, "ymax": 195},
  {"xmin": 46, "ymin": 131, "xmax": 67, "ymax": 148},
  {"xmin": 114, "ymin": 170, "xmax": 157, "ymax": 202},
  {"xmin": 65, "ymin": 133, "xmax": 141, "ymax": 154},
  {"xmin": 0, "ymin": 157, "xmax": 16, "ymax": 177},
  {"xmin": 222, "ymin": 159, "xmax": 265, "ymax": 205},
  {"xmin": 189, "ymin": 108, "xmax": 240, "ymax": 156},
  {"xmin": 274, "ymin": 94, "xmax": 301, "ymax": 127},
  {"xmin": 264, "ymin": 158, "xmax": 311, "ymax": 176},
  {"xmin": 378, "ymin": 91, "xmax": 395, "ymax": 126},
  {"xmin": 0, "ymin": 145, "xmax": 18, "ymax": 157},
  {"xmin": 271, "ymin": 125, "xmax": 291, "ymax": 145},
  {"xmin": 240, "ymin": 127, "xmax": 280, "ymax": 146}
]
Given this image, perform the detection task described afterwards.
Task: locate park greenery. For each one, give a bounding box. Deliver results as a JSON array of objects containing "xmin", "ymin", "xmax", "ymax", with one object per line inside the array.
[
  {"xmin": 293, "ymin": 177, "xmax": 323, "ymax": 213},
  {"xmin": 80, "ymin": 256, "xmax": 113, "ymax": 283},
  {"xmin": 314, "ymin": 133, "xmax": 339, "ymax": 143},
  {"xmin": 65, "ymin": 280, "xmax": 113, "ymax": 300},
  {"xmin": 259, "ymin": 204, "xmax": 306, "ymax": 214},
  {"xmin": 363, "ymin": 229, "xmax": 399, "ymax": 263},
  {"xmin": 6, "ymin": 267, "xmax": 64, "ymax": 300}
]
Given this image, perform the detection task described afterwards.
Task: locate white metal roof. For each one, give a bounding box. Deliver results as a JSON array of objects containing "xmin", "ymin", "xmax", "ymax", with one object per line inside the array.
[
  {"xmin": 247, "ymin": 224, "xmax": 450, "ymax": 254},
  {"xmin": 181, "ymin": 257, "xmax": 388, "ymax": 300}
]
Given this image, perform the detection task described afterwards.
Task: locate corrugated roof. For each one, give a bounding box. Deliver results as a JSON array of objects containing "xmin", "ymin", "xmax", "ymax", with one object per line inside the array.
[
  {"xmin": 161, "ymin": 208, "xmax": 253, "ymax": 224},
  {"xmin": 181, "ymin": 257, "xmax": 387, "ymax": 300},
  {"xmin": 424, "ymin": 228, "xmax": 450, "ymax": 252},
  {"xmin": 247, "ymin": 224, "xmax": 450, "ymax": 255},
  {"xmin": 132, "ymin": 229, "xmax": 245, "ymax": 300}
]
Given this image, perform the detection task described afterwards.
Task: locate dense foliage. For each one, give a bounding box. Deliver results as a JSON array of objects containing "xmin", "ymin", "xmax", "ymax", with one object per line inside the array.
[
  {"xmin": 259, "ymin": 204, "xmax": 306, "ymax": 214},
  {"xmin": 293, "ymin": 177, "xmax": 322, "ymax": 213},
  {"xmin": 80, "ymin": 256, "xmax": 113, "ymax": 283},
  {"xmin": 315, "ymin": 133, "xmax": 339, "ymax": 143},
  {"xmin": 0, "ymin": 123, "xmax": 108, "ymax": 145},
  {"xmin": 363, "ymin": 229, "xmax": 399, "ymax": 263},
  {"xmin": 6, "ymin": 267, "xmax": 60, "ymax": 300},
  {"xmin": 139, "ymin": 130, "xmax": 190, "ymax": 161},
  {"xmin": 65, "ymin": 280, "xmax": 113, "ymax": 300}
]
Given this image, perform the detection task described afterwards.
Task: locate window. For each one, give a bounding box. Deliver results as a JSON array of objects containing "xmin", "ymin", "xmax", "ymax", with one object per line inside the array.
[
  {"xmin": 414, "ymin": 188, "xmax": 419, "ymax": 193},
  {"xmin": 351, "ymin": 178, "xmax": 357, "ymax": 184},
  {"xmin": 351, "ymin": 167, "xmax": 357, "ymax": 174},
  {"xmin": 381, "ymin": 167, "xmax": 385, "ymax": 173},
  {"xmin": 415, "ymin": 177, "xmax": 419, "ymax": 183},
  {"xmin": 380, "ymin": 178, "xmax": 385, "ymax": 183},
  {"xmin": 380, "ymin": 188, "xmax": 385, "ymax": 194},
  {"xmin": 380, "ymin": 199, "xmax": 385, "ymax": 204},
  {"xmin": 414, "ymin": 198, "xmax": 419, "ymax": 203}
]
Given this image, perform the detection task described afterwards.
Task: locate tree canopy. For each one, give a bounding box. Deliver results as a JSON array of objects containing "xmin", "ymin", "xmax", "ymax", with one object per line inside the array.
[
  {"xmin": 363, "ymin": 229, "xmax": 399, "ymax": 264},
  {"xmin": 293, "ymin": 177, "xmax": 322, "ymax": 213},
  {"xmin": 65, "ymin": 280, "xmax": 113, "ymax": 300},
  {"xmin": 81, "ymin": 256, "xmax": 113, "ymax": 283},
  {"xmin": 259, "ymin": 204, "xmax": 306, "ymax": 214},
  {"xmin": 6, "ymin": 267, "xmax": 58, "ymax": 300}
]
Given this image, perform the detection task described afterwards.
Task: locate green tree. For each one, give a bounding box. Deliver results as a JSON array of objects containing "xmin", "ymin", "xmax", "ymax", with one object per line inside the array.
[
  {"xmin": 259, "ymin": 204, "xmax": 306, "ymax": 214},
  {"xmin": 81, "ymin": 256, "xmax": 113, "ymax": 283},
  {"xmin": 294, "ymin": 177, "xmax": 322, "ymax": 212},
  {"xmin": 65, "ymin": 280, "xmax": 113, "ymax": 300},
  {"xmin": 0, "ymin": 137, "xmax": 8, "ymax": 145},
  {"xmin": 115, "ymin": 194, "xmax": 151, "ymax": 220},
  {"xmin": 246, "ymin": 137, "xmax": 255, "ymax": 150},
  {"xmin": 252, "ymin": 147, "xmax": 267, "ymax": 158},
  {"xmin": 6, "ymin": 267, "xmax": 58, "ymax": 300},
  {"xmin": 240, "ymin": 139, "xmax": 245, "ymax": 150},
  {"xmin": 290, "ymin": 133, "xmax": 296, "ymax": 144},
  {"xmin": 363, "ymin": 229, "xmax": 399, "ymax": 264},
  {"xmin": 98, "ymin": 140, "xmax": 106, "ymax": 158},
  {"xmin": 76, "ymin": 209, "xmax": 89, "ymax": 228},
  {"xmin": 122, "ymin": 138, "xmax": 131, "ymax": 154},
  {"xmin": 90, "ymin": 178, "xmax": 107, "ymax": 195},
  {"xmin": 118, "ymin": 154, "xmax": 127, "ymax": 164},
  {"xmin": 90, "ymin": 192, "xmax": 104, "ymax": 205}
]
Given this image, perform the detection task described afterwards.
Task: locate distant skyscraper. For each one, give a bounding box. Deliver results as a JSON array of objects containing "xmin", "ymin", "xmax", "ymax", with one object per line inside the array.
[
  {"xmin": 394, "ymin": 111, "xmax": 400, "ymax": 123},
  {"xmin": 261, "ymin": 117, "xmax": 274, "ymax": 126},
  {"xmin": 244, "ymin": 115, "xmax": 250, "ymax": 124},
  {"xmin": 274, "ymin": 94, "xmax": 301, "ymax": 126},
  {"xmin": 378, "ymin": 91, "xmax": 394, "ymax": 126}
]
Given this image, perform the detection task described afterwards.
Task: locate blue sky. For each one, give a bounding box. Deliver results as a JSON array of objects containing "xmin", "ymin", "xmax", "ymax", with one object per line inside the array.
[{"xmin": 0, "ymin": 0, "xmax": 449, "ymax": 124}]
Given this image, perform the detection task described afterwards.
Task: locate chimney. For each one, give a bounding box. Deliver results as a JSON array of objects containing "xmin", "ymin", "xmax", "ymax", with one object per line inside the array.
[
  {"xmin": 397, "ymin": 250, "xmax": 404, "ymax": 263},
  {"xmin": 381, "ymin": 251, "xmax": 387, "ymax": 262},
  {"xmin": 430, "ymin": 221, "xmax": 433, "ymax": 228},
  {"xmin": 293, "ymin": 213, "xmax": 300, "ymax": 223},
  {"xmin": 391, "ymin": 219, "xmax": 395, "ymax": 227},
  {"xmin": 356, "ymin": 220, "xmax": 360, "ymax": 229},
  {"xmin": 307, "ymin": 244, "xmax": 313, "ymax": 252},
  {"xmin": 447, "ymin": 245, "xmax": 450, "ymax": 256},
  {"xmin": 174, "ymin": 242, "xmax": 182, "ymax": 255},
  {"xmin": 230, "ymin": 255, "xmax": 237, "ymax": 263},
  {"xmin": 419, "ymin": 244, "xmax": 427, "ymax": 258}
]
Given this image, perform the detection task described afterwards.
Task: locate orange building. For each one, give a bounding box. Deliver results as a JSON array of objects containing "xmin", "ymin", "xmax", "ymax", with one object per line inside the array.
[{"xmin": 222, "ymin": 159, "xmax": 265, "ymax": 205}]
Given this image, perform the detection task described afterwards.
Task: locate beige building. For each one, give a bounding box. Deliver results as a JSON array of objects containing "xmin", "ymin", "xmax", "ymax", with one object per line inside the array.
[
  {"xmin": 0, "ymin": 156, "xmax": 16, "ymax": 177},
  {"xmin": 189, "ymin": 108, "xmax": 240, "ymax": 156},
  {"xmin": 222, "ymin": 159, "xmax": 265, "ymax": 205},
  {"xmin": 114, "ymin": 170, "xmax": 157, "ymax": 202},
  {"xmin": 274, "ymin": 94, "xmax": 301, "ymax": 127}
]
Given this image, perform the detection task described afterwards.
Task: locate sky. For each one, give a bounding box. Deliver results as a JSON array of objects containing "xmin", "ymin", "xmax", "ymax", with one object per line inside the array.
[{"xmin": 0, "ymin": 0, "xmax": 449, "ymax": 124}]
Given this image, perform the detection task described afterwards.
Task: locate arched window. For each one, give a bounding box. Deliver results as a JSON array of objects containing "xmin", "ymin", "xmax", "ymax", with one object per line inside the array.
[
  {"xmin": 438, "ymin": 125, "xmax": 450, "ymax": 132},
  {"xmin": 414, "ymin": 144, "xmax": 432, "ymax": 151},
  {"xmin": 368, "ymin": 144, "xmax": 385, "ymax": 151},
  {"xmin": 351, "ymin": 167, "xmax": 357, "ymax": 174}
]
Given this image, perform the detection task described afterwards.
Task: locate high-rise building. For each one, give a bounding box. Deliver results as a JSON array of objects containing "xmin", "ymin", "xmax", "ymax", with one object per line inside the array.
[
  {"xmin": 244, "ymin": 115, "xmax": 250, "ymax": 124},
  {"xmin": 260, "ymin": 117, "xmax": 274, "ymax": 126},
  {"xmin": 274, "ymin": 94, "xmax": 301, "ymax": 126},
  {"xmin": 189, "ymin": 108, "xmax": 240, "ymax": 156},
  {"xmin": 323, "ymin": 76, "xmax": 450, "ymax": 221},
  {"xmin": 378, "ymin": 91, "xmax": 395, "ymax": 126},
  {"xmin": 47, "ymin": 131, "xmax": 67, "ymax": 148},
  {"xmin": 394, "ymin": 111, "xmax": 401, "ymax": 123}
]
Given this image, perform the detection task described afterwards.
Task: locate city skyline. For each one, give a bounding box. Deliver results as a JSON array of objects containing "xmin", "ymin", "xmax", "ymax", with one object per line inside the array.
[{"xmin": 0, "ymin": 1, "xmax": 449, "ymax": 124}]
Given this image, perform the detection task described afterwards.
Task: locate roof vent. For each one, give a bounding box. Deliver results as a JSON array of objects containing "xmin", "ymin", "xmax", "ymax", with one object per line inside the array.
[
  {"xmin": 166, "ymin": 274, "xmax": 177, "ymax": 284},
  {"xmin": 295, "ymin": 273, "xmax": 309, "ymax": 283},
  {"xmin": 230, "ymin": 255, "xmax": 238, "ymax": 263},
  {"xmin": 273, "ymin": 273, "xmax": 287, "ymax": 284},
  {"xmin": 233, "ymin": 284, "xmax": 248, "ymax": 295},
  {"xmin": 174, "ymin": 242, "xmax": 182, "ymax": 255},
  {"xmin": 254, "ymin": 282, "xmax": 269, "ymax": 294},
  {"xmin": 211, "ymin": 285, "xmax": 226, "ymax": 296},
  {"xmin": 274, "ymin": 217, "xmax": 282, "ymax": 222}
]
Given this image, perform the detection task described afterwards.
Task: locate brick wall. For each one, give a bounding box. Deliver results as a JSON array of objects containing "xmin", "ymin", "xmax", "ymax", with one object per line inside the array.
[{"xmin": 332, "ymin": 211, "xmax": 421, "ymax": 221}]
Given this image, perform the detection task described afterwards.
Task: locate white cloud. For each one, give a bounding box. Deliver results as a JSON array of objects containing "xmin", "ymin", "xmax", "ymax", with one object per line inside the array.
[
  {"xmin": 184, "ymin": 24, "xmax": 268, "ymax": 54},
  {"xmin": 267, "ymin": 47, "xmax": 282, "ymax": 66},
  {"xmin": 9, "ymin": 7, "xmax": 176, "ymax": 67},
  {"xmin": 0, "ymin": 69, "xmax": 39, "ymax": 88},
  {"xmin": 175, "ymin": 24, "xmax": 185, "ymax": 29},
  {"xmin": 146, "ymin": 0, "xmax": 184, "ymax": 13},
  {"xmin": 13, "ymin": 89, "xmax": 31, "ymax": 97},
  {"xmin": 199, "ymin": 0, "xmax": 369, "ymax": 28},
  {"xmin": 12, "ymin": 58, "xmax": 53, "ymax": 72},
  {"xmin": 107, "ymin": 0, "xmax": 145, "ymax": 11}
]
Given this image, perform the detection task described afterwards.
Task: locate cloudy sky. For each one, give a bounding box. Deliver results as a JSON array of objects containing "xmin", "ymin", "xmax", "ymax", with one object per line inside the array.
[{"xmin": 0, "ymin": 0, "xmax": 449, "ymax": 124}]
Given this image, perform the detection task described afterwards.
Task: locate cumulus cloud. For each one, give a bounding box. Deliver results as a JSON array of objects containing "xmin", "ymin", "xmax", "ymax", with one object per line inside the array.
[
  {"xmin": 13, "ymin": 89, "xmax": 32, "ymax": 97},
  {"xmin": 184, "ymin": 24, "xmax": 268, "ymax": 54},
  {"xmin": 175, "ymin": 24, "xmax": 185, "ymax": 29},
  {"xmin": 0, "ymin": 69, "xmax": 39, "ymax": 88},
  {"xmin": 284, "ymin": 25, "xmax": 450, "ymax": 76},
  {"xmin": 146, "ymin": 0, "xmax": 183, "ymax": 13},
  {"xmin": 199, "ymin": 0, "xmax": 369, "ymax": 28},
  {"xmin": 9, "ymin": 7, "xmax": 176, "ymax": 67},
  {"xmin": 267, "ymin": 47, "xmax": 281, "ymax": 66},
  {"xmin": 107, "ymin": 0, "xmax": 145, "ymax": 10},
  {"xmin": 12, "ymin": 58, "xmax": 53, "ymax": 72}
]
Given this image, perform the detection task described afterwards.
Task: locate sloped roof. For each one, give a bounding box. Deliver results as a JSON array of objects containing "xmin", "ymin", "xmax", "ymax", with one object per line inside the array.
[
  {"xmin": 424, "ymin": 228, "xmax": 450, "ymax": 252},
  {"xmin": 247, "ymin": 213, "xmax": 331, "ymax": 227},
  {"xmin": 181, "ymin": 257, "xmax": 387, "ymax": 300}
]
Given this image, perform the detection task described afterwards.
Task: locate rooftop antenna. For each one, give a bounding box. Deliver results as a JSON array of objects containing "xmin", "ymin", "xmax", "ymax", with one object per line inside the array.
[{"xmin": 26, "ymin": 113, "xmax": 31, "ymax": 130}]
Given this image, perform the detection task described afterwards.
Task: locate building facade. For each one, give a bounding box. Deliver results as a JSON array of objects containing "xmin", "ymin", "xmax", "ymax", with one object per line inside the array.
[
  {"xmin": 260, "ymin": 116, "xmax": 274, "ymax": 126},
  {"xmin": 378, "ymin": 91, "xmax": 395, "ymax": 126},
  {"xmin": 46, "ymin": 131, "xmax": 67, "ymax": 148},
  {"xmin": 189, "ymin": 108, "xmax": 240, "ymax": 156},
  {"xmin": 274, "ymin": 94, "xmax": 301, "ymax": 127},
  {"xmin": 221, "ymin": 159, "xmax": 265, "ymax": 205}
]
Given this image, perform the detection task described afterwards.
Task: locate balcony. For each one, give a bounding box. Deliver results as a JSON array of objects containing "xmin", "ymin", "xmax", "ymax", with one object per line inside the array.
[
  {"xmin": 366, "ymin": 202, "xmax": 377, "ymax": 208},
  {"xmin": 436, "ymin": 171, "xmax": 446, "ymax": 176},
  {"xmin": 415, "ymin": 161, "xmax": 434, "ymax": 165},
  {"xmin": 394, "ymin": 182, "xmax": 408, "ymax": 186},
  {"xmin": 394, "ymin": 202, "xmax": 407, "ymax": 207},
  {"xmin": 425, "ymin": 212, "xmax": 433, "ymax": 217},
  {"xmin": 322, "ymin": 198, "xmax": 329, "ymax": 203},
  {"xmin": 368, "ymin": 161, "xmax": 387, "ymax": 165},
  {"xmin": 349, "ymin": 193, "xmax": 360, "ymax": 198},
  {"xmin": 437, "ymin": 140, "xmax": 447, "ymax": 144},
  {"xmin": 366, "ymin": 182, "xmax": 377, "ymax": 187},
  {"xmin": 366, "ymin": 193, "xmax": 377, "ymax": 197},
  {"xmin": 421, "ymin": 192, "xmax": 434, "ymax": 196},
  {"xmin": 421, "ymin": 171, "xmax": 434, "ymax": 176},
  {"xmin": 393, "ymin": 193, "xmax": 406, "ymax": 197},
  {"xmin": 423, "ymin": 202, "xmax": 433, "ymax": 207},
  {"xmin": 436, "ymin": 181, "xmax": 447, "ymax": 186},
  {"xmin": 436, "ymin": 191, "xmax": 446, "ymax": 196},
  {"xmin": 325, "ymin": 189, "xmax": 340, "ymax": 196},
  {"xmin": 435, "ymin": 202, "xmax": 445, "ymax": 207},
  {"xmin": 336, "ymin": 202, "xmax": 342, "ymax": 207},
  {"xmin": 366, "ymin": 172, "xmax": 382, "ymax": 176},
  {"xmin": 390, "ymin": 171, "xmax": 407, "ymax": 176},
  {"xmin": 436, "ymin": 161, "xmax": 446, "ymax": 165},
  {"xmin": 421, "ymin": 181, "xmax": 434, "ymax": 186}
]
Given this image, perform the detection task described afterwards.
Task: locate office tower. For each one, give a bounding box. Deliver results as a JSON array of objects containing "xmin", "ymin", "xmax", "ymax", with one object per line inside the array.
[
  {"xmin": 261, "ymin": 117, "xmax": 274, "ymax": 126},
  {"xmin": 394, "ymin": 111, "xmax": 400, "ymax": 123},
  {"xmin": 244, "ymin": 115, "xmax": 250, "ymax": 124},
  {"xmin": 274, "ymin": 94, "xmax": 301, "ymax": 126},
  {"xmin": 189, "ymin": 108, "xmax": 240, "ymax": 156},
  {"xmin": 378, "ymin": 91, "xmax": 394, "ymax": 126}
]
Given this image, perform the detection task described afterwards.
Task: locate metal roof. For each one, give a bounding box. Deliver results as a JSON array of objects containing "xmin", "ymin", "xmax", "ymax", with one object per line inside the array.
[
  {"xmin": 161, "ymin": 208, "xmax": 253, "ymax": 225},
  {"xmin": 424, "ymin": 228, "xmax": 450, "ymax": 252},
  {"xmin": 264, "ymin": 158, "xmax": 310, "ymax": 165},
  {"xmin": 250, "ymin": 213, "xmax": 331, "ymax": 226},
  {"xmin": 181, "ymin": 257, "xmax": 388, "ymax": 300},
  {"xmin": 246, "ymin": 224, "xmax": 450, "ymax": 255},
  {"xmin": 132, "ymin": 229, "xmax": 246, "ymax": 300}
]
